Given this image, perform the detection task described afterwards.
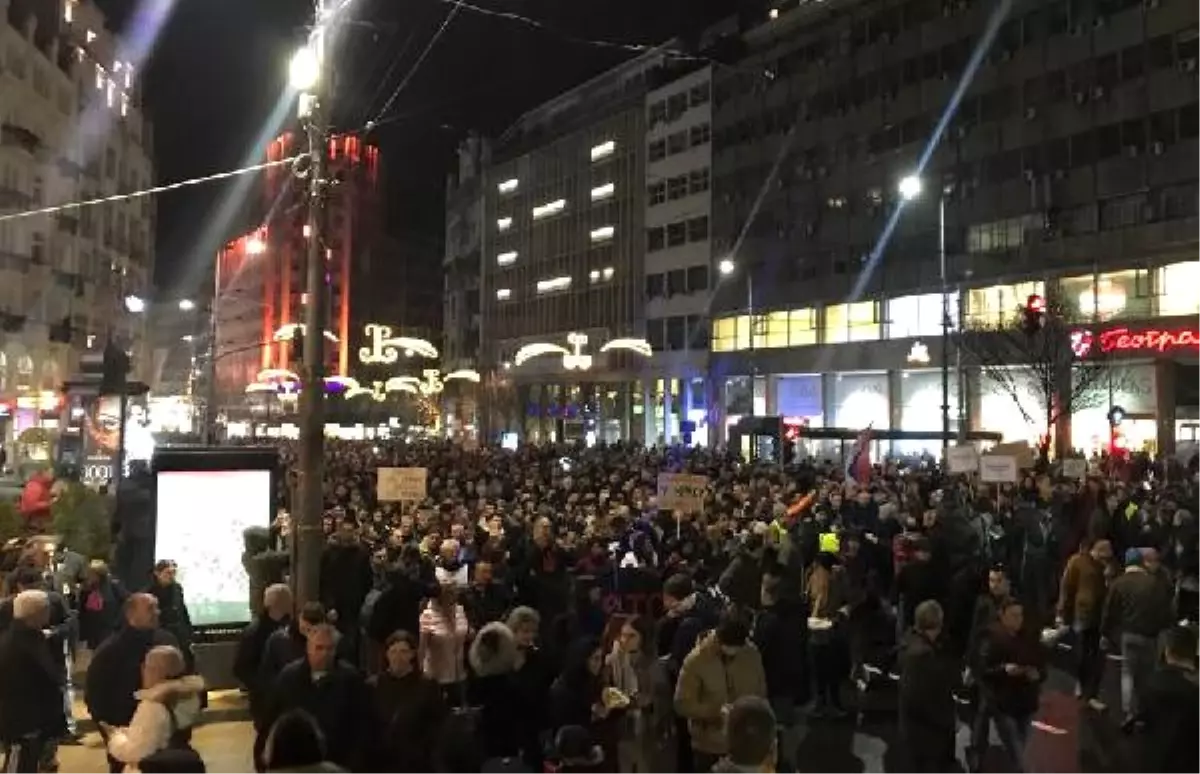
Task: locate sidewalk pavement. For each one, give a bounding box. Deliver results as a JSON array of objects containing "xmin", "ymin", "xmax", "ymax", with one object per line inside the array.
[{"xmin": 58, "ymin": 722, "xmax": 254, "ymax": 773}]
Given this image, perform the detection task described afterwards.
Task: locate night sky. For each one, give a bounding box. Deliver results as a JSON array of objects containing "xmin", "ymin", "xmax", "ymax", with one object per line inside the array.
[{"xmin": 94, "ymin": 0, "xmax": 741, "ymax": 299}]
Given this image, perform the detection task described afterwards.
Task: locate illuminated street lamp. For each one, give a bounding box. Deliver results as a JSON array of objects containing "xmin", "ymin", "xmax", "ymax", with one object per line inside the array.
[
  {"xmin": 245, "ymin": 235, "xmax": 267, "ymax": 255},
  {"xmin": 178, "ymin": 299, "xmax": 196, "ymax": 312},
  {"xmin": 289, "ymin": 46, "xmax": 320, "ymax": 91},
  {"xmin": 124, "ymin": 295, "xmax": 146, "ymax": 313},
  {"xmin": 718, "ymin": 258, "xmax": 736, "ymax": 276},
  {"xmin": 898, "ymin": 171, "xmax": 952, "ymax": 454}
]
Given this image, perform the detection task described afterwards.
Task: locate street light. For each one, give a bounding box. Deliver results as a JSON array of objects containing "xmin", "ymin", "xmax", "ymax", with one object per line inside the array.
[
  {"xmin": 289, "ymin": 46, "xmax": 320, "ymax": 91},
  {"xmin": 718, "ymin": 258, "xmax": 736, "ymax": 276},
  {"xmin": 124, "ymin": 295, "xmax": 146, "ymax": 314},
  {"xmin": 245, "ymin": 236, "xmax": 267, "ymax": 255},
  {"xmin": 898, "ymin": 172, "xmax": 953, "ymax": 456},
  {"xmin": 178, "ymin": 299, "xmax": 196, "ymax": 312}
]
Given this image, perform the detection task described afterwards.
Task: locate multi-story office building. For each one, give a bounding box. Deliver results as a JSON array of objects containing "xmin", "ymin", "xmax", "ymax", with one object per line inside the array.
[
  {"xmin": 643, "ymin": 65, "xmax": 715, "ymax": 444},
  {"xmin": 706, "ymin": 0, "xmax": 1198, "ymax": 455},
  {"xmin": 0, "ymin": 0, "xmax": 155, "ymax": 438},
  {"xmin": 212, "ymin": 132, "xmax": 380, "ymax": 411},
  {"xmin": 444, "ymin": 48, "xmax": 727, "ymax": 444}
]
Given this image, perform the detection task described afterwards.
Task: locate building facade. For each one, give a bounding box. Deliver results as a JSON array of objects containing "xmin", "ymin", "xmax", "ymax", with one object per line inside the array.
[
  {"xmin": 0, "ymin": 0, "xmax": 155, "ymax": 438},
  {"xmin": 704, "ymin": 0, "xmax": 1197, "ymax": 456},
  {"xmin": 212, "ymin": 132, "xmax": 380, "ymax": 411},
  {"xmin": 444, "ymin": 48, "xmax": 725, "ymax": 444}
]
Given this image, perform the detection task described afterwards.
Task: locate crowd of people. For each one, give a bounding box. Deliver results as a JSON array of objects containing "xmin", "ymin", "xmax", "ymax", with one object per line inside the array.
[{"xmin": 0, "ymin": 438, "xmax": 1196, "ymax": 773}]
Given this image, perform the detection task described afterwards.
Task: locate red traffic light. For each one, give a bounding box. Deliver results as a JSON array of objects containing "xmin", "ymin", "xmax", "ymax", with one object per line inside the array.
[{"xmin": 1026, "ymin": 294, "xmax": 1046, "ymax": 314}]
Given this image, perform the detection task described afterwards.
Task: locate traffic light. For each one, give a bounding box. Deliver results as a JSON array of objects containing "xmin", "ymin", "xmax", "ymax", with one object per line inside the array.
[
  {"xmin": 78, "ymin": 342, "xmax": 131, "ymax": 393},
  {"xmin": 1021, "ymin": 294, "xmax": 1046, "ymax": 335},
  {"xmin": 1107, "ymin": 405, "xmax": 1126, "ymax": 426}
]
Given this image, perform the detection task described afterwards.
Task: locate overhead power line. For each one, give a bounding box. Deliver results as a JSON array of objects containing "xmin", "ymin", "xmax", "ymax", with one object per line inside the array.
[
  {"xmin": 364, "ymin": 0, "xmax": 465, "ymax": 130},
  {"xmin": 0, "ymin": 156, "xmax": 303, "ymax": 223}
]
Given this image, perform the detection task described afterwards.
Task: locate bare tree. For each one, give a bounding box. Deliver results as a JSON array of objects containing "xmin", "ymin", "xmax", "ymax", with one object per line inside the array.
[{"xmin": 958, "ymin": 296, "xmax": 1119, "ymax": 461}]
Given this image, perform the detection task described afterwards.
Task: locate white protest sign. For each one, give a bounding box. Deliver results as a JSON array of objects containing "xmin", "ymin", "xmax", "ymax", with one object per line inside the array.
[
  {"xmin": 946, "ymin": 446, "xmax": 979, "ymax": 474},
  {"xmin": 377, "ymin": 466, "xmax": 428, "ymax": 501},
  {"xmin": 1061, "ymin": 457, "xmax": 1087, "ymax": 480},
  {"xmin": 978, "ymin": 455, "xmax": 1019, "ymax": 483},
  {"xmin": 656, "ymin": 473, "xmax": 709, "ymax": 514}
]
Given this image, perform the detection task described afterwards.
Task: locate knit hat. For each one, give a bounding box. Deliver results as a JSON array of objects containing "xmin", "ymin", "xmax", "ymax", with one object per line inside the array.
[{"xmin": 1123, "ymin": 547, "xmax": 1143, "ymax": 567}]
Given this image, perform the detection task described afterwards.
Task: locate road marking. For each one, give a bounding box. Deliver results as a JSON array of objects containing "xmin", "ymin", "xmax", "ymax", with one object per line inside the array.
[{"xmin": 1032, "ymin": 720, "xmax": 1068, "ymax": 735}]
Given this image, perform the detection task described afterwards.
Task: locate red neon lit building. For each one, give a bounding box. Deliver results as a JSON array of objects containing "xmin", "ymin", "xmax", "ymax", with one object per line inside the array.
[{"xmin": 213, "ymin": 133, "xmax": 380, "ymax": 401}]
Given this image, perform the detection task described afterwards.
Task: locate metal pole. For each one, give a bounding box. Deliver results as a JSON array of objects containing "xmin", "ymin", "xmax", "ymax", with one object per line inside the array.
[
  {"xmin": 939, "ymin": 193, "xmax": 950, "ymax": 457},
  {"xmin": 747, "ymin": 270, "xmax": 756, "ymax": 417},
  {"xmin": 203, "ymin": 257, "xmax": 220, "ymax": 443},
  {"xmin": 294, "ymin": 10, "xmax": 332, "ymax": 610}
]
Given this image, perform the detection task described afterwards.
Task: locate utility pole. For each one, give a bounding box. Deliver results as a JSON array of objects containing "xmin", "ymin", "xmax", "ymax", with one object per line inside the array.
[{"xmin": 292, "ymin": 3, "xmax": 333, "ymax": 609}]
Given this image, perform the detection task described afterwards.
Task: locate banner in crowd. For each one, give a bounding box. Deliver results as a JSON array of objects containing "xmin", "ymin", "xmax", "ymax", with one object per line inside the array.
[
  {"xmin": 979, "ymin": 454, "xmax": 1019, "ymax": 483},
  {"xmin": 377, "ymin": 466, "xmax": 427, "ymax": 501}
]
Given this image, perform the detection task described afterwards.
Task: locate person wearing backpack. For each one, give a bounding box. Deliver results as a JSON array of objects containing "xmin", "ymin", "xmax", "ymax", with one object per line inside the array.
[{"xmin": 101, "ymin": 645, "xmax": 205, "ymax": 772}]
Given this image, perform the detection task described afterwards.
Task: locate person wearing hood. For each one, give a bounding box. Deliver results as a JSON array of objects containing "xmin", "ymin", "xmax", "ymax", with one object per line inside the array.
[
  {"xmin": 898, "ymin": 600, "xmax": 958, "ymax": 773},
  {"xmin": 658, "ymin": 574, "xmax": 722, "ymax": 675},
  {"xmin": 86, "ymin": 594, "xmax": 180, "ymax": 774},
  {"xmin": 1137, "ymin": 624, "xmax": 1199, "ymax": 772},
  {"xmin": 606, "ymin": 615, "xmax": 674, "ymax": 772},
  {"xmin": 368, "ymin": 630, "xmax": 445, "ymax": 771},
  {"xmin": 103, "ymin": 645, "xmax": 205, "ymax": 772},
  {"xmin": 675, "ymin": 610, "xmax": 767, "ymax": 772},
  {"xmin": 466, "ymin": 621, "xmax": 524, "ymax": 761},
  {"xmin": 1101, "ymin": 547, "xmax": 1174, "ymax": 728},
  {"xmin": 236, "ymin": 585, "xmax": 293, "ymax": 724}
]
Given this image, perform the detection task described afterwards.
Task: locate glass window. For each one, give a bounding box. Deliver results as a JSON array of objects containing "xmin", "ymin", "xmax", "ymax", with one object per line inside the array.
[
  {"xmin": 689, "ymin": 123, "xmax": 711, "ymax": 147},
  {"xmin": 667, "ymin": 175, "xmax": 687, "ymax": 200},
  {"xmin": 667, "ymin": 131, "xmax": 687, "ymax": 155},
  {"xmin": 648, "ymin": 182, "xmax": 666, "ymax": 205},
  {"xmin": 886, "ymin": 293, "xmax": 951, "ymax": 338},
  {"xmin": 687, "ymin": 216, "xmax": 709, "ymax": 241},
  {"xmin": 666, "ymin": 222, "xmax": 686, "ymax": 247},
  {"xmin": 649, "ymin": 140, "xmax": 666, "ymax": 161},
  {"xmin": 686, "ymin": 265, "xmax": 708, "ymax": 293},
  {"xmin": 647, "ymin": 227, "xmax": 665, "ymax": 252},
  {"xmin": 666, "ymin": 270, "xmax": 685, "ymax": 296},
  {"xmin": 824, "ymin": 304, "xmax": 850, "ymax": 344},
  {"xmin": 847, "ymin": 301, "xmax": 880, "ymax": 341},
  {"xmin": 964, "ymin": 281, "xmax": 1045, "ymax": 327},
  {"xmin": 754, "ymin": 312, "xmax": 790, "ymax": 349},
  {"xmin": 1158, "ymin": 261, "xmax": 1200, "ymax": 316},
  {"xmin": 689, "ymin": 168, "xmax": 710, "ymax": 194},
  {"xmin": 1063, "ymin": 270, "xmax": 1154, "ymax": 321},
  {"xmin": 788, "ymin": 308, "xmax": 817, "ymax": 346},
  {"xmin": 711, "ymin": 316, "xmax": 743, "ymax": 352},
  {"xmin": 688, "ymin": 82, "xmax": 710, "ymax": 107},
  {"xmin": 645, "ymin": 273, "xmax": 664, "ymax": 299}
]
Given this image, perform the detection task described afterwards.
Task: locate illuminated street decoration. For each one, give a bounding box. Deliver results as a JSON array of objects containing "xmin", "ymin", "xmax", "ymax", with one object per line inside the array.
[
  {"xmin": 513, "ymin": 333, "xmax": 652, "ymax": 370},
  {"xmin": 256, "ymin": 368, "xmax": 300, "ymax": 383},
  {"xmin": 1072, "ymin": 326, "xmax": 1200, "ymax": 358},
  {"xmin": 444, "ymin": 369, "xmax": 481, "ymax": 383},
  {"xmin": 906, "ymin": 342, "xmax": 931, "ymax": 365},
  {"xmin": 245, "ymin": 382, "xmax": 277, "ymax": 394},
  {"xmin": 359, "ymin": 324, "xmax": 439, "ymax": 364},
  {"xmin": 273, "ymin": 323, "xmax": 339, "ymax": 342}
]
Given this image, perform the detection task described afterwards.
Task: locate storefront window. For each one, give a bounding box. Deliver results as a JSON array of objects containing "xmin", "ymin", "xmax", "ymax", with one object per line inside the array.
[
  {"xmin": 887, "ymin": 293, "xmax": 957, "ymax": 339},
  {"xmin": 1061, "ymin": 270, "xmax": 1153, "ymax": 321},
  {"xmin": 788, "ymin": 308, "xmax": 817, "ymax": 346},
  {"xmin": 895, "ymin": 370, "xmax": 961, "ymax": 456},
  {"xmin": 977, "ymin": 367, "xmax": 1047, "ymax": 445},
  {"xmin": 1071, "ymin": 366, "xmax": 1156, "ymax": 455},
  {"xmin": 755, "ymin": 312, "xmax": 790, "ymax": 349},
  {"xmin": 964, "ymin": 281, "xmax": 1045, "ymax": 327},
  {"xmin": 711, "ymin": 316, "xmax": 741, "ymax": 352},
  {"xmin": 1157, "ymin": 261, "xmax": 1200, "ymax": 317},
  {"xmin": 825, "ymin": 301, "xmax": 880, "ymax": 343},
  {"xmin": 831, "ymin": 373, "xmax": 889, "ymax": 430}
]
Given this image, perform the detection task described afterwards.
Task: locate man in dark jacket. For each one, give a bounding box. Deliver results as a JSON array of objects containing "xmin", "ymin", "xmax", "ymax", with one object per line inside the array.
[
  {"xmin": 260, "ymin": 624, "xmax": 371, "ymax": 771},
  {"xmin": 84, "ymin": 593, "xmax": 178, "ymax": 773},
  {"xmin": 318, "ymin": 518, "xmax": 374, "ymax": 656},
  {"xmin": 1101, "ymin": 548, "xmax": 1174, "ymax": 727},
  {"xmin": 0, "ymin": 591, "xmax": 68, "ymax": 772},
  {"xmin": 255, "ymin": 601, "xmax": 338, "ymax": 721},
  {"xmin": 898, "ymin": 600, "xmax": 959, "ymax": 772},
  {"xmin": 1137, "ymin": 625, "xmax": 1198, "ymax": 772},
  {"xmin": 234, "ymin": 584, "xmax": 292, "ymax": 715}
]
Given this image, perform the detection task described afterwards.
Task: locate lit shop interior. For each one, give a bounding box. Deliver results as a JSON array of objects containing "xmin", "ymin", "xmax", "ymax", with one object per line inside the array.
[{"xmin": 708, "ymin": 265, "xmax": 1199, "ymax": 457}]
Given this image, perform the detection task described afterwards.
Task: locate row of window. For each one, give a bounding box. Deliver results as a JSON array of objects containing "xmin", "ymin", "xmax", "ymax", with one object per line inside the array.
[
  {"xmin": 646, "ymin": 314, "xmax": 710, "ymax": 352},
  {"xmin": 646, "ymin": 216, "xmax": 709, "ymax": 252},
  {"xmin": 647, "ymin": 81, "xmax": 711, "ymax": 128},
  {"xmin": 645, "ymin": 265, "xmax": 710, "ymax": 300},
  {"xmin": 648, "ymin": 123, "xmax": 711, "ymax": 162},
  {"xmin": 495, "ymin": 265, "xmax": 620, "ymax": 302},
  {"xmin": 710, "ymin": 263, "xmax": 1200, "ymax": 352},
  {"xmin": 648, "ymin": 168, "xmax": 710, "ymax": 205},
  {"xmin": 494, "ymin": 141, "xmax": 620, "ymax": 198},
  {"xmin": 716, "ymin": 29, "xmax": 1197, "ymax": 159}
]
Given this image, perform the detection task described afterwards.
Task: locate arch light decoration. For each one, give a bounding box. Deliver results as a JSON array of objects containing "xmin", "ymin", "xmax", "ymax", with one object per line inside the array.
[
  {"xmin": 256, "ymin": 368, "xmax": 300, "ymax": 383},
  {"xmin": 513, "ymin": 333, "xmax": 652, "ymax": 371},
  {"xmin": 273, "ymin": 323, "xmax": 339, "ymax": 342},
  {"xmin": 359, "ymin": 323, "xmax": 439, "ymax": 364}
]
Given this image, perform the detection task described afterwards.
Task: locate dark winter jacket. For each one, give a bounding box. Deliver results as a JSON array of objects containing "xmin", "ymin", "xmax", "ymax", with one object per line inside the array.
[
  {"xmin": 0, "ymin": 621, "xmax": 67, "ymax": 742},
  {"xmin": 467, "ymin": 622, "xmax": 525, "ymax": 760},
  {"xmin": 318, "ymin": 541, "xmax": 374, "ymax": 625},
  {"xmin": 76, "ymin": 577, "xmax": 127, "ymax": 649},
  {"xmin": 235, "ymin": 613, "xmax": 289, "ymax": 718},
  {"xmin": 1101, "ymin": 567, "xmax": 1173, "ymax": 639},
  {"xmin": 85, "ymin": 625, "xmax": 179, "ymax": 726},
  {"xmin": 978, "ymin": 623, "xmax": 1046, "ymax": 717},
  {"xmin": 262, "ymin": 659, "xmax": 371, "ymax": 772},
  {"xmin": 897, "ymin": 630, "xmax": 958, "ymax": 751},
  {"xmin": 369, "ymin": 669, "xmax": 446, "ymax": 771},
  {"xmin": 1139, "ymin": 665, "xmax": 1199, "ymax": 772},
  {"xmin": 752, "ymin": 598, "xmax": 807, "ymax": 701}
]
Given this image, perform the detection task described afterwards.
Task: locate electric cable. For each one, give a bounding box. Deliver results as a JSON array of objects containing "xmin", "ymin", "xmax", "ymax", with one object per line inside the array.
[
  {"xmin": 0, "ymin": 156, "xmax": 303, "ymax": 223},
  {"xmin": 364, "ymin": 0, "xmax": 464, "ymax": 131}
]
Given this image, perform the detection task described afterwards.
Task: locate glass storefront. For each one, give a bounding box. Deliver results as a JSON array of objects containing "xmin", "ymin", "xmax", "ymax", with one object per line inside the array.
[
  {"xmin": 1071, "ymin": 364, "xmax": 1158, "ymax": 455},
  {"xmin": 887, "ymin": 293, "xmax": 957, "ymax": 339},
  {"xmin": 1059, "ymin": 269, "xmax": 1155, "ymax": 321},
  {"xmin": 896, "ymin": 370, "xmax": 961, "ymax": 456},
  {"xmin": 977, "ymin": 367, "xmax": 1046, "ymax": 446},
  {"xmin": 831, "ymin": 372, "xmax": 889, "ymax": 429}
]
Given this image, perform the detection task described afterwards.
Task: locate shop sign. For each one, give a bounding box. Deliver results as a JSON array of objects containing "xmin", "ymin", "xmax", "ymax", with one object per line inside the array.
[
  {"xmin": 1072, "ymin": 326, "xmax": 1200, "ymax": 358},
  {"xmin": 906, "ymin": 341, "xmax": 931, "ymax": 365}
]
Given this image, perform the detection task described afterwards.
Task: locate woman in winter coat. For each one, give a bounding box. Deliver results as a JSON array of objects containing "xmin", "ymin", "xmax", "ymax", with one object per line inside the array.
[
  {"xmin": 76, "ymin": 560, "xmax": 127, "ymax": 650},
  {"xmin": 605, "ymin": 616, "xmax": 674, "ymax": 772},
  {"xmin": 369, "ymin": 630, "xmax": 446, "ymax": 771},
  {"xmin": 506, "ymin": 606, "xmax": 552, "ymax": 769},
  {"xmin": 467, "ymin": 621, "xmax": 524, "ymax": 761},
  {"xmin": 549, "ymin": 636, "xmax": 606, "ymax": 733},
  {"xmin": 102, "ymin": 645, "xmax": 205, "ymax": 772},
  {"xmin": 418, "ymin": 573, "xmax": 470, "ymax": 703}
]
